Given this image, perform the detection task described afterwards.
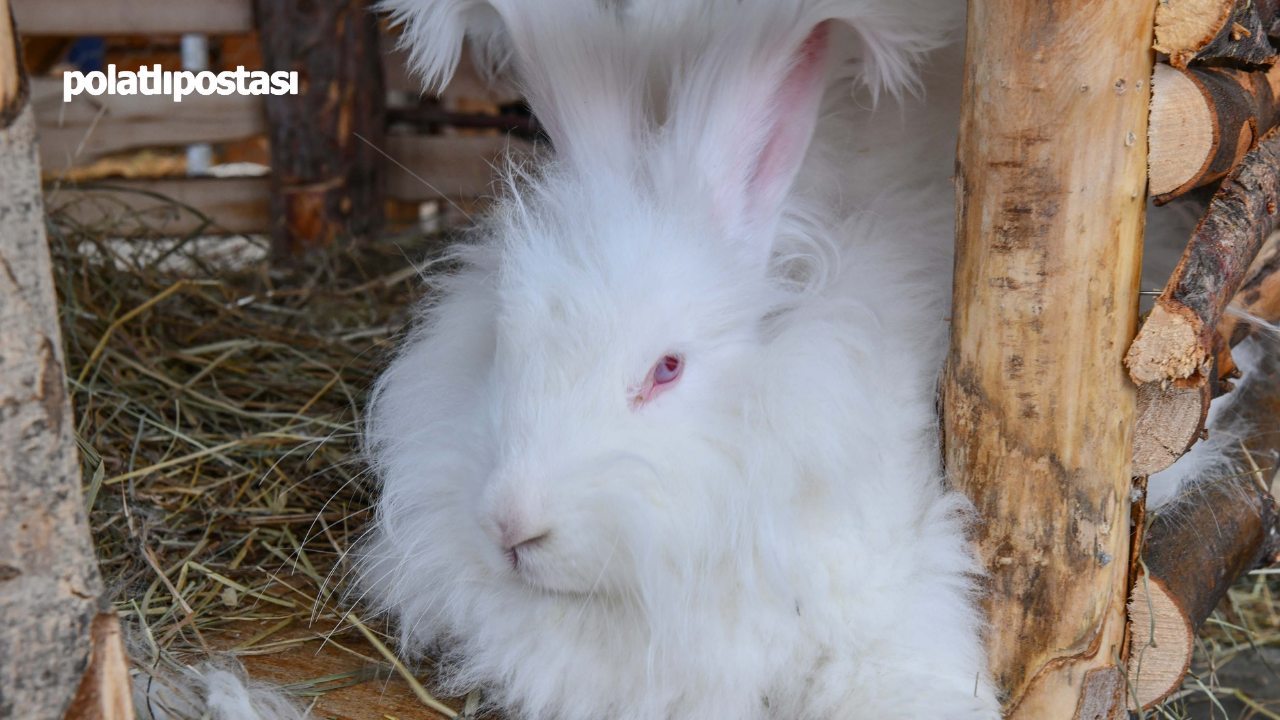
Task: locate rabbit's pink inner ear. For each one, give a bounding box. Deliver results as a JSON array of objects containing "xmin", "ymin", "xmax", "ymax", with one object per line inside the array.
[{"xmin": 742, "ymin": 21, "xmax": 830, "ymax": 229}]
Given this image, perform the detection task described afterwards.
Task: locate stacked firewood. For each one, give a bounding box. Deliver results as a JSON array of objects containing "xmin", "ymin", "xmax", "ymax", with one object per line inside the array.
[{"xmin": 1124, "ymin": 0, "xmax": 1280, "ymax": 710}]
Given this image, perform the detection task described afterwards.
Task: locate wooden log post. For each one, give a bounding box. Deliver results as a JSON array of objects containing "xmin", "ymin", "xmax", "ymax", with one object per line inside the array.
[
  {"xmin": 0, "ymin": 2, "xmax": 130, "ymax": 718},
  {"xmin": 945, "ymin": 2, "xmax": 1154, "ymax": 718},
  {"xmin": 254, "ymin": 0, "xmax": 386, "ymax": 259},
  {"xmin": 1126, "ymin": 350, "xmax": 1280, "ymax": 710}
]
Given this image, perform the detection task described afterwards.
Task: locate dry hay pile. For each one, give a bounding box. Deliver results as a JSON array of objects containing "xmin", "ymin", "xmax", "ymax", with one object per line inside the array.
[
  {"xmin": 45, "ymin": 194, "xmax": 1280, "ymax": 720},
  {"xmin": 49, "ymin": 196, "xmax": 471, "ymax": 719}
]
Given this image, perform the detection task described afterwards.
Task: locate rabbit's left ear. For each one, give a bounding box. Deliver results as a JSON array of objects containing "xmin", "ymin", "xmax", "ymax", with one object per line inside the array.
[{"xmin": 670, "ymin": 21, "xmax": 831, "ymax": 259}]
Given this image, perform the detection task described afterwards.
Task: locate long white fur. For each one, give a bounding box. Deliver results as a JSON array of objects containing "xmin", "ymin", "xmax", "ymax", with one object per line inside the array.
[
  {"xmin": 359, "ymin": 1, "xmax": 998, "ymax": 719},
  {"xmin": 131, "ymin": 659, "xmax": 309, "ymax": 720}
]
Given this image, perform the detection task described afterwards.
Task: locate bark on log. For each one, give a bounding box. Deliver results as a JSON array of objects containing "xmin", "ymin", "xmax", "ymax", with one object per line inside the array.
[
  {"xmin": 1155, "ymin": 0, "xmax": 1279, "ymax": 68},
  {"xmin": 1125, "ymin": 354, "xmax": 1280, "ymax": 710},
  {"xmin": 1131, "ymin": 231, "xmax": 1280, "ymax": 476},
  {"xmin": 1149, "ymin": 63, "xmax": 1280, "ymax": 203},
  {"xmin": 253, "ymin": 0, "xmax": 386, "ymax": 259},
  {"xmin": 0, "ymin": 2, "xmax": 128, "ymax": 718},
  {"xmin": 1127, "ymin": 127, "xmax": 1280, "ymax": 387},
  {"xmin": 944, "ymin": 2, "xmax": 1153, "ymax": 718}
]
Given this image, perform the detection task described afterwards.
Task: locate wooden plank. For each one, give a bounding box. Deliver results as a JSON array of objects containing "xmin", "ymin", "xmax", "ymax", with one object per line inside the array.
[
  {"xmin": 45, "ymin": 134, "xmax": 533, "ymax": 235},
  {"xmin": 12, "ymin": 0, "xmax": 254, "ymax": 36},
  {"xmin": 31, "ymin": 78, "xmax": 266, "ymax": 173},
  {"xmin": 384, "ymin": 133, "xmax": 530, "ymax": 201}
]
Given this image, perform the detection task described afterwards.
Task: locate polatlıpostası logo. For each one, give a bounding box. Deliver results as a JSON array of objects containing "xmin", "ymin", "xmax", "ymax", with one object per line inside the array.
[{"xmin": 64, "ymin": 65, "xmax": 299, "ymax": 103}]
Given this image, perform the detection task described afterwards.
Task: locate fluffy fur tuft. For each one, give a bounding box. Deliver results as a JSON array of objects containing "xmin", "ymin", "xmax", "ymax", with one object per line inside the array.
[
  {"xmin": 131, "ymin": 657, "xmax": 308, "ymax": 720},
  {"xmin": 361, "ymin": 1, "xmax": 996, "ymax": 719}
]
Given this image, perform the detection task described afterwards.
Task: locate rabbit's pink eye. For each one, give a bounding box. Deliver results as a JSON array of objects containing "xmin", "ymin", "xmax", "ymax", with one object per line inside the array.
[
  {"xmin": 630, "ymin": 354, "xmax": 683, "ymax": 409},
  {"xmin": 653, "ymin": 355, "xmax": 682, "ymax": 385}
]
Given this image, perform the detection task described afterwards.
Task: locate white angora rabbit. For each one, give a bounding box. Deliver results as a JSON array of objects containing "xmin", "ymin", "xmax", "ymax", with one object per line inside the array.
[{"xmin": 360, "ymin": 0, "xmax": 1000, "ymax": 718}]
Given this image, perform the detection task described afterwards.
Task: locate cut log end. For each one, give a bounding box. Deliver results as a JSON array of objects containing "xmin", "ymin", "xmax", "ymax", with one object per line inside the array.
[
  {"xmin": 1155, "ymin": 0, "xmax": 1238, "ymax": 58},
  {"xmin": 1156, "ymin": 0, "xmax": 1279, "ymax": 67},
  {"xmin": 1149, "ymin": 64, "xmax": 1215, "ymax": 198},
  {"xmin": 1126, "ymin": 303, "xmax": 1208, "ymax": 385},
  {"xmin": 1126, "ymin": 577, "xmax": 1194, "ymax": 711},
  {"xmin": 1132, "ymin": 381, "xmax": 1211, "ymax": 476}
]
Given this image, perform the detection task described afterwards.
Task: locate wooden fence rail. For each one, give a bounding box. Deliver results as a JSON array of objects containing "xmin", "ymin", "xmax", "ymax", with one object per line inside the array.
[
  {"xmin": 13, "ymin": 0, "xmax": 254, "ymax": 36},
  {"xmin": 12, "ymin": 0, "xmax": 526, "ymax": 241}
]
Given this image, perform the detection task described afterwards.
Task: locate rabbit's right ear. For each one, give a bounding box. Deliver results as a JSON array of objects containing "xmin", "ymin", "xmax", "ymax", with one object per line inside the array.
[
  {"xmin": 380, "ymin": 0, "xmax": 513, "ymax": 91},
  {"xmin": 659, "ymin": 20, "xmax": 832, "ymax": 269}
]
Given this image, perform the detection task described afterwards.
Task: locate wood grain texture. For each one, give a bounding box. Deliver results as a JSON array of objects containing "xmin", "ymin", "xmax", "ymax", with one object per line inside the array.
[
  {"xmin": 1131, "ymin": 381, "xmax": 1213, "ymax": 477},
  {"xmin": 0, "ymin": 9, "xmax": 115, "ymax": 713},
  {"xmin": 1150, "ymin": 64, "xmax": 1215, "ymax": 199},
  {"xmin": 1154, "ymin": 0, "xmax": 1279, "ymax": 68},
  {"xmin": 944, "ymin": 2, "xmax": 1153, "ymax": 717}
]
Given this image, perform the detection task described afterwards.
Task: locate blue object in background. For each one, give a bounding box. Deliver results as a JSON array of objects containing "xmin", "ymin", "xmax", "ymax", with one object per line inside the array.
[{"xmin": 66, "ymin": 37, "xmax": 107, "ymax": 73}]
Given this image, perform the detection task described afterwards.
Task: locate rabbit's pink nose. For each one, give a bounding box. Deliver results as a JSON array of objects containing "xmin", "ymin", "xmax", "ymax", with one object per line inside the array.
[{"xmin": 498, "ymin": 520, "xmax": 550, "ymax": 569}]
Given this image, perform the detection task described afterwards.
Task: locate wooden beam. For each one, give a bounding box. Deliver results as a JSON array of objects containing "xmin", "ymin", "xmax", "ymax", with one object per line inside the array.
[
  {"xmin": 944, "ymin": 1, "xmax": 1153, "ymax": 718},
  {"xmin": 12, "ymin": 0, "xmax": 254, "ymax": 36},
  {"xmin": 29, "ymin": 78, "xmax": 266, "ymax": 173},
  {"xmin": 0, "ymin": 0, "xmax": 129, "ymax": 716},
  {"xmin": 383, "ymin": 134, "xmax": 530, "ymax": 202},
  {"xmin": 45, "ymin": 134, "xmax": 533, "ymax": 235}
]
